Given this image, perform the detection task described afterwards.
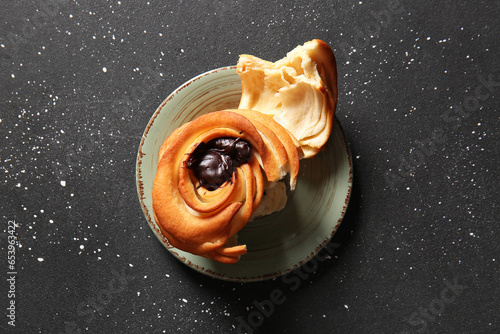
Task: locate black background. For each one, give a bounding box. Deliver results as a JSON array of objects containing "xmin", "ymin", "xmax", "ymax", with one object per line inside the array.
[{"xmin": 1, "ymin": 1, "xmax": 499, "ymax": 333}]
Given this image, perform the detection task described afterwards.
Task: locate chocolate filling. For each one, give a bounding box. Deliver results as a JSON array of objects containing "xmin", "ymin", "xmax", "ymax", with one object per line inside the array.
[{"xmin": 185, "ymin": 137, "xmax": 252, "ymax": 191}]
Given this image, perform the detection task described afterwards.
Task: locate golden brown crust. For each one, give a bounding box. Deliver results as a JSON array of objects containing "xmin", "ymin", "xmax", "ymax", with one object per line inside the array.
[
  {"xmin": 305, "ymin": 39, "xmax": 338, "ymax": 156},
  {"xmin": 153, "ymin": 111, "xmax": 277, "ymax": 263},
  {"xmin": 229, "ymin": 109, "xmax": 302, "ymax": 190}
]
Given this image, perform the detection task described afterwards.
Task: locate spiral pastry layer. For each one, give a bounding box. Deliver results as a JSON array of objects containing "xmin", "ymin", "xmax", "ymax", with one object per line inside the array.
[{"xmin": 152, "ymin": 110, "xmax": 300, "ymax": 263}]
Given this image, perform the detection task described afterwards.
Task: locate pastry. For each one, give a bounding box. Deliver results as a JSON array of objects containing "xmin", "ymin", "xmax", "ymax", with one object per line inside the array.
[
  {"xmin": 152, "ymin": 40, "xmax": 337, "ymax": 263},
  {"xmin": 152, "ymin": 110, "xmax": 300, "ymax": 263},
  {"xmin": 237, "ymin": 39, "xmax": 337, "ymax": 158}
]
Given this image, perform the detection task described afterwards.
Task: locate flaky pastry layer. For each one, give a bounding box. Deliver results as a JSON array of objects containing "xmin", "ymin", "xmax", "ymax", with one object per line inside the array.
[{"xmin": 237, "ymin": 39, "xmax": 338, "ymax": 158}]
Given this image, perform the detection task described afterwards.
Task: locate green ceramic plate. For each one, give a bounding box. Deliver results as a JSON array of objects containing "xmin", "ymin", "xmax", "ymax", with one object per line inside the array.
[{"xmin": 136, "ymin": 66, "xmax": 353, "ymax": 282}]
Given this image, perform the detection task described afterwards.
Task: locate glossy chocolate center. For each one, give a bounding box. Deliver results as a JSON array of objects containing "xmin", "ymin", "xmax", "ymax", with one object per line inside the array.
[{"xmin": 186, "ymin": 137, "xmax": 252, "ymax": 191}]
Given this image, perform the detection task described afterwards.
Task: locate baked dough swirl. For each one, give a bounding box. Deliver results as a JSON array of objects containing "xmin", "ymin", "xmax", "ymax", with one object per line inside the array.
[
  {"xmin": 152, "ymin": 40, "xmax": 337, "ymax": 263},
  {"xmin": 152, "ymin": 110, "xmax": 300, "ymax": 263}
]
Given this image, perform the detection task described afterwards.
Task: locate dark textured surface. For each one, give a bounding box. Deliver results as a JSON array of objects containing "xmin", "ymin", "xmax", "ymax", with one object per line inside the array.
[{"xmin": 1, "ymin": 1, "xmax": 499, "ymax": 333}]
